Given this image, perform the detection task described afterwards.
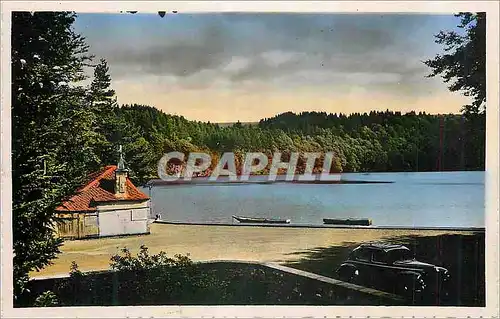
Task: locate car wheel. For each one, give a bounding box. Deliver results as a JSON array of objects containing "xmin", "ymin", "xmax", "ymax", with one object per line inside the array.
[
  {"xmin": 338, "ymin": 266, "xmax": 358, "ymax": 283},
  {"xmin": 397, "ymin": 276, "xmax": 425, "ymax": 304}
]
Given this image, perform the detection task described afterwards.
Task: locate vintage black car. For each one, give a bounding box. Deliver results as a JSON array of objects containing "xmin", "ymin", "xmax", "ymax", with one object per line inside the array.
[{"xmin": 337, "ymin": 243, "xmax": 450, "ymax": 301}]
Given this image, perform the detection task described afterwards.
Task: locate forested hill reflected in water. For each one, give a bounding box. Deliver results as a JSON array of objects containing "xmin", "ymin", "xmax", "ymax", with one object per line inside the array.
[{"xmin": 142, "ymin": 171, "xmax": 485, "ymax": 228}]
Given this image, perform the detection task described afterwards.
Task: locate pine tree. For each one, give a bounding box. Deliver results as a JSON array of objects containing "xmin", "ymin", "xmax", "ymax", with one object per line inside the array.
[
  {"xmin": 11, "ymin": 12, "xmax": 103, "ymax": 299},
  {"xmin": 87, "ymin": 58, "xmax": 122, "ymax": 165},
  {"xmin": 89, "ymin": 58, "xmax": 116, "ymax": 106}
]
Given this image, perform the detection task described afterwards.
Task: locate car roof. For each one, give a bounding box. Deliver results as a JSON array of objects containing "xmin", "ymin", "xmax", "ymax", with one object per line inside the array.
[{"xmin": 356, "ymin": 242, "xmax": 410, "ymax": 252}]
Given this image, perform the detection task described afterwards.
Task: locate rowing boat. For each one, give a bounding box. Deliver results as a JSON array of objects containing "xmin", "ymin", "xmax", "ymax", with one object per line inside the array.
[
  {"xmin": 232, "ymin": 215, "xmax": 291, "ymax": 224},
  {"xmin": 323, "ymin": 218, "xmax": 372, "ymax": 226}
]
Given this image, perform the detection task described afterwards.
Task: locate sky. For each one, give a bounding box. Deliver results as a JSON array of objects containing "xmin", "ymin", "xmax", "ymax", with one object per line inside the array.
[{"xmin": 74, "ymin": 12, "xmax": 470, "ymax": 122}]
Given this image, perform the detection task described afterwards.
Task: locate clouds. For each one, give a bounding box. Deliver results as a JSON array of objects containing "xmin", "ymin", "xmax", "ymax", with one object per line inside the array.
[
  {"xmin": 104, "ymin": 22, "xmax": 227, "ymax": 79},
  {"xmin": 74, "ymin": 12, "xmax": 461, "ymax": 101}
]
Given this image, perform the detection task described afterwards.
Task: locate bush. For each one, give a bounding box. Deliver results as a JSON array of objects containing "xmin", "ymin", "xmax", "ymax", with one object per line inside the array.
[
  {"xmin": 33, "ymin": 291, "xmax": 58, "ymax": 307},
  {"xmin": 22, "ymin": 246, "xmax": 403, "ymax": 306},
  {"xmin": 50, "ymin": 246, "xmax": 220, "ymax": 305}
]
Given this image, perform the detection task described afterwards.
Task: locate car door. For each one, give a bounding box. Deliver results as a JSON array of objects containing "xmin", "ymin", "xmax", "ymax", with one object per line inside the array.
[
  {"xmin": 371, "ymin": 249, "xmax": 393, "ymax": 289},
  {"xmin": 352, "ymin": 248, "xmax": 374, "ymax": 285}
]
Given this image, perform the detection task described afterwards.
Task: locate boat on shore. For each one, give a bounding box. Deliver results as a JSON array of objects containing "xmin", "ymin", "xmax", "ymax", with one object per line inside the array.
[
  {"xmin": 323, "ymin": 218, "xmax": 372, "ymax": 226},
  {"xmin": 232, "ymin": 215, "xmax": 291, "ymax": 224}
]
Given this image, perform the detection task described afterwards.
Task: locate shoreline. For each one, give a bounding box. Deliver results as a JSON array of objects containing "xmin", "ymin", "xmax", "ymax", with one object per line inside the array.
[
  {"xmin": 31, "ymin": 223, "xmax": 482, "ymax": 278},
  {"xmin": 152, "ymin": 220, "xmax": 485, "ymax": 231}
]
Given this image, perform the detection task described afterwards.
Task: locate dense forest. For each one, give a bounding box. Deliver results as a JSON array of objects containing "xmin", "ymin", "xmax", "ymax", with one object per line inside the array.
[
  {"xmin": 10, "ymin": 11, "xmax": 485, "ymax": 300},
  {"xmin": 109, "ymin": 105, "xmax": 485, "ymax": 183}
]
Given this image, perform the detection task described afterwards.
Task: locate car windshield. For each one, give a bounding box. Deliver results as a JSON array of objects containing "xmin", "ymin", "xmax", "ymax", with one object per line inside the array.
[{"xmin": 388, "ymin": 249, "xmax": 414, "ymax": 262}]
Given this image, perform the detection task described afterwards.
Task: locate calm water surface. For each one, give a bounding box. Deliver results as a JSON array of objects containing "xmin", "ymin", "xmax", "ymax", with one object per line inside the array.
[{"xmin": 141, "ymin": 172, "xmax": 484, "ymax": 227}]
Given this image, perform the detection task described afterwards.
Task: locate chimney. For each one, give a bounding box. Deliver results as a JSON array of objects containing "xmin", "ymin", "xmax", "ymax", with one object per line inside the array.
[{"xmin": 115, "ymin": 145, "xmax": 129, "ymax": 198}]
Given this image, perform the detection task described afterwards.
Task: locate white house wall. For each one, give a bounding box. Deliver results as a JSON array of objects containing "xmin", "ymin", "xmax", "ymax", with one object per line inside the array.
[
  {"xmin": 96, "ymin": 201, "xmax": 150, "ymax": 237},
  {"xmin": 97, "ymin": 201, "xmax": 149, "ymax": 211}
]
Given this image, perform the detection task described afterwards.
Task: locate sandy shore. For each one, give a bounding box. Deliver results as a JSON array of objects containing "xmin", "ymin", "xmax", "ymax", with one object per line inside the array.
[{"xmin": 31, "ymin": 223, "xmax": 476, "ymax": 278}]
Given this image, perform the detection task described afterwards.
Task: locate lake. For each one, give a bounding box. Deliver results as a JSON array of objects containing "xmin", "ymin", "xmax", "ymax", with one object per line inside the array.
[{"xmin": 141, "ymin": 171, "xmax": 485, "ymax": 228}]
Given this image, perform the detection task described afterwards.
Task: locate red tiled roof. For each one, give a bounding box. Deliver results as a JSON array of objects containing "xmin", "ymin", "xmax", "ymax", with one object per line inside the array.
[{"xmin": 56, "ymin": 165, "xmax": 149, "ymax": 212}]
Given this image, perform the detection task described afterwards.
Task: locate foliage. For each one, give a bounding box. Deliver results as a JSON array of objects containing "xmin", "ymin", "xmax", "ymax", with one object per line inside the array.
[
  {"xmin": 423, "ymin": 11, "xmax": 486, "ymax": 171},
  {"xmin": 424, "ymin": 12, "xmax": 486, "ymax": 115},
  {"xmin": 107, "ymin": 246, "xmax": 216, "ymax": 304},
  {"xmin": 22, "ymin": 249, "xmax": 400, "ymax": 306},
  {"xmin": 89, "ymin": 58, "xmax": 116, "ymax": 106},
  {"xmin": 11, "ymin": 11, "xmax": 486, "ymax": 305},
  {"xmin": 109, "ymin": 245, "xmax": 193, "ymax": 271},
  {"xmin": 117, "ymin": 106, "xmax": 484, "ymax": 174},
  {"xmin": 11, "ymin": 11, "xmax": 102, "ymax": 299},
  {"xmin": 28, "ymin": 248, "xmax": 223, "ymax": 306},
  {"xmin": 33, "ymin": 290, "xmax": 59, "ymax": 307},
  {"xmin": 87, "ymin": 58, "xmax": 123, "ymax": 167}
]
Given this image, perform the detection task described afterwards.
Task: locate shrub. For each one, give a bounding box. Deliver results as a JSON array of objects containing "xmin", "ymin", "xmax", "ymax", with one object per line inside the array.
[
  {"xmin": 51, "ymin": 246, "xmax": 220, "ymax": 305},
  {"xmin": 23, "ymin": 246, "xmax": 402, "ymax": 306},
  {"xmin": 108, "ymin": 245, "xmax": 217, "ymax": 304},
  {"xmin": 33, "ymin": 291, "xmax": 58, "ymax": 307}
]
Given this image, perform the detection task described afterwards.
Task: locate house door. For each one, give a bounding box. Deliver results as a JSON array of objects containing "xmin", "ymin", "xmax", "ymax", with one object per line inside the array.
[{"xmin": 98, "ymin": 210, "xmax": 131, "ymax": 237}]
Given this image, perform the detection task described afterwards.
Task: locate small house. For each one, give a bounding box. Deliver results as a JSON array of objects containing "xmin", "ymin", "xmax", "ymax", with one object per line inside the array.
[{"xmin": 55, "ymin": 155, "xmax": 150, "ymax": 239}]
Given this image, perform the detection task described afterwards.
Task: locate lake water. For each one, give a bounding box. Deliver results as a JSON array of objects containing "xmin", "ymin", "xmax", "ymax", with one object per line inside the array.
[{"xmin": 141, "ymin": 171, "xmax": 485, "ymax": 228}]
